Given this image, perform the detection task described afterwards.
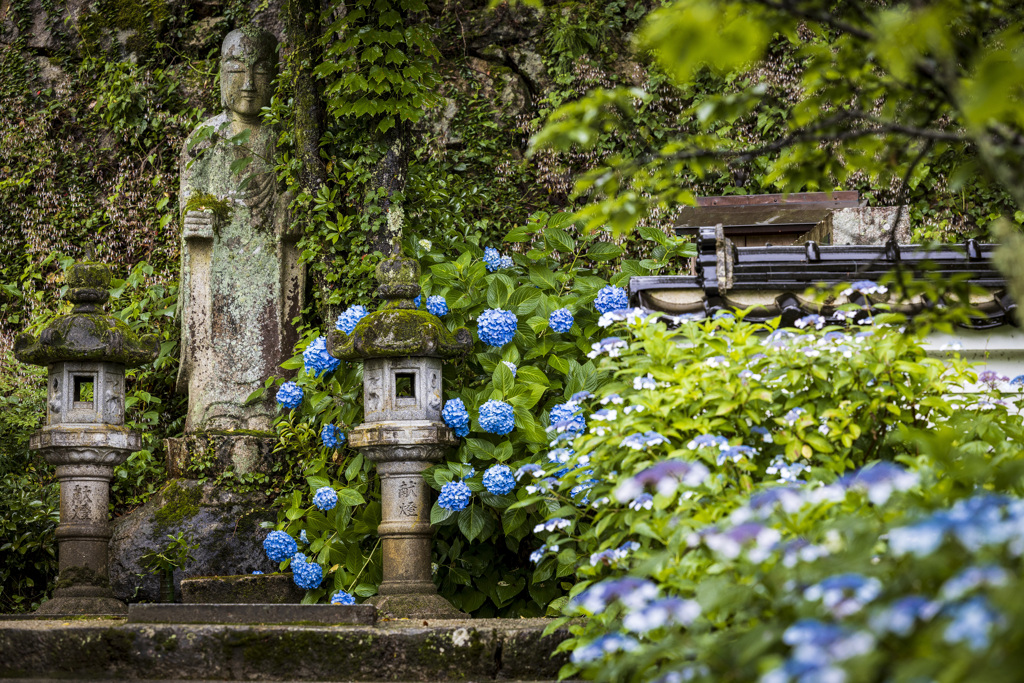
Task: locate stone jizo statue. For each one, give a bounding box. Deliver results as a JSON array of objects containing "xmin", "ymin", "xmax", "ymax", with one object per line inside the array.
[{"xmin": 177, "ymin": 26, "xmax": 303, "ymax": 433}]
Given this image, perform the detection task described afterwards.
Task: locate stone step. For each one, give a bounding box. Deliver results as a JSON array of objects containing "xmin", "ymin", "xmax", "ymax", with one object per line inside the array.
[{"xmin": 0, "ymin": 617, "xmax": 573, "ymax": 681}]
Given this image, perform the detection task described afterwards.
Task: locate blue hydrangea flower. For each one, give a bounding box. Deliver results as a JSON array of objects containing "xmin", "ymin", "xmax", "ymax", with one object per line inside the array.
[
  {"xmin": 263, "ymin": 530, "xmax": 297, "ymax": 562},
  {"xmin": 842, "ymin": 280, "xmax": 887, "ymax": 297},
  {"xmin": 291, "ymin": 554, "xmax": 323, "ymax": 590},
  {"xmin": 549, "ymin": 401, "xmax": 586, "ymax": 436},
  {"xmin": 302, "ymin": 336, "xmax": 340, "ymax": 376},
  {"xmin": 477, "ymin": 309, "xmax": 518, "ymax": 347},
  {"xmin": 413, "ymin": 294, "xmax": 421, "ymax": 309},
  {"xmin": 501, "ymin": 360, "xmax": 517, "ymax": 377},
  {"xmin": 438, "ymin": 480, "xmax": 472, "ymax": 511},
  {"xmin": 483, "ymin": 247, "xmax": 502, "ymax": 272},
  {"xmin": 336, "ymin": 305, "xmax": 369, "ymax": 334},
  {"xmin": 299, "ymin": 530, "xmax": 308, "ymax": 544},
  {"xmin": 321, "ymin": 424, "xmax": 345, "ymax": 449},
  {"xmin": 594, "ymin": 285, "xmax": 629, "ymax": 314},
  {"xmin": 313, "ymin": 486, "xmax": 338, "ymax": 512},
  {"xmin": 549, "ymin": 308, "xmax": 574, "ymax": 333},
  {"xmin": 331, "ymin": 590, "xmax": 356, "ymax": 605},
  {"xmin": 442, "ymin": 398, "xmax": 470, "ymax": 437},
  {"xmin": 426, "ymin": 295, "xmax": 448, "ymax": 317},
  {"xmin": 482, "ymin": 464, "xmax": 515, "ymax": 495},
  {"xmin": 479, "ymin": 399, "xmax": 515, "ymax": 435},
  {"xmin": 276, "ymin": 381, "xmax": 303, "ymax": 409},
  {"xmin": 499, "ymin": 255, "xmax": 514, "ymax": 269},
  {"xmin": 944, "ymin": 597, "xmax": 1003, "ymax": 650},
  {"xmin": 252, "ymin": 570, "xmax": 263, "ymax": 575},
  {"xmin": 795, "ymin": 314, "xmax": 827, "ymax": 330}
]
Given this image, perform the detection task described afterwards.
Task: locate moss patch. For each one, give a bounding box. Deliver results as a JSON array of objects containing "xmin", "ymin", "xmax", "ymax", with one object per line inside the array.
[
  {"xmin": 153, "ymin": 480, "xmax": 202, "ymax": 531},
  {"xmin": 54, "ymin": 566, "xmax": 110, "ymax": 591},
  {"xmin": 183, "ymin": 192, "xmax": 233, "ymax": 224}
]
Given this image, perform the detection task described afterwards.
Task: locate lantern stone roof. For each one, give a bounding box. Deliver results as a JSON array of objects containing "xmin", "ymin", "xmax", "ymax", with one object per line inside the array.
[
  {"xmin": 14, "ymin": 261, "xmax": 160, "ymax": 367},
  {"xmin": 630, "ymin": 226, "xmax": 1018, "ymax": 330},
  {"xmin": 328, "ymin": 257, "xmax": 472, "ymax": 360}
]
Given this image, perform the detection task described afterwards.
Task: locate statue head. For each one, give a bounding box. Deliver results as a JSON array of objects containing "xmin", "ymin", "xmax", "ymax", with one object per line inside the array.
[{"xmin": 220, "ymin": 27, "xmax": 278, "ymax": 120}]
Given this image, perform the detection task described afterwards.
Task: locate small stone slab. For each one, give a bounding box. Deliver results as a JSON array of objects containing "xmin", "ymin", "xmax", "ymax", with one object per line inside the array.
[
  {"xmin": 127, "ymin": 603, "xmax": 376, "ymax": 625},
  {"xmin": 180, "ymin": 573, "xmax": 304, "ymax": 604}
]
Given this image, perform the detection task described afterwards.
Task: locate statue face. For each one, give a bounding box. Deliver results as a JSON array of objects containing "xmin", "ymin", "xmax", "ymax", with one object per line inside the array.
[{"xmin": 220, "ymin": 29, "xmax": 277, "ymax": 119}]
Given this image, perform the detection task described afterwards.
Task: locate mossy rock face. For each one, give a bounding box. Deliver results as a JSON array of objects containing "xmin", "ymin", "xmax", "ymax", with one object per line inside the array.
[
  {"xmin": 153, "ymin": 480, "xmax": 202, "ymax": 530},
  {"xmin": 108, "ymin": 480, "xmax": 276, "ymax": 603},
  {"xmin": 328, "ymin": 309, "xmax": 472, "ymax": 360}
]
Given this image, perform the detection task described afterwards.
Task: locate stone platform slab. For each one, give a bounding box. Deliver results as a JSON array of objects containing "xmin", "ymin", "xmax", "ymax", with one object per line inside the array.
[
  {"xmin": 0, "ymin": 617, "xmax": 573, "ymax": 681},
  {"xmin": 127, "ymin": 603, "xmax": 377, "ymax": 626}
]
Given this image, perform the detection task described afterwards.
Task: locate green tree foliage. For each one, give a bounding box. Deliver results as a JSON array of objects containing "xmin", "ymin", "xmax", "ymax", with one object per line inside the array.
[{"xmin": 532, "ymin": 0, "xmax": 1024, "ymax": 237}]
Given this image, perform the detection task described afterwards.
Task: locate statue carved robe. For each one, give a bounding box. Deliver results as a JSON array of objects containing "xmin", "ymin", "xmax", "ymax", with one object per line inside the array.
[{"xmin": 177, "ymin": 27, "xmax": 303, "ymax": 432}]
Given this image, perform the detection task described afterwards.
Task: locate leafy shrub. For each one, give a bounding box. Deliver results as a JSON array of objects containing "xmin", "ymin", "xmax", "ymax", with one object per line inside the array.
[
  {"xmin": 0, "ymin": 468, "xmax": 58, "ymax": 613},
  {"xmin": 521, "ymin": 304, "xmax": 1024, "ymax": 681}
]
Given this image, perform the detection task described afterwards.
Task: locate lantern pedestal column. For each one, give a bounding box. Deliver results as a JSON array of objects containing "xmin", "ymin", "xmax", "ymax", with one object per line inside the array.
[
  {"xmin": 32, "ymin": 424, "xmax": 138, "ymax": 615},
  {"xmin": 353, "ymin": 425, "xmax": 463, "ymax": 619}
]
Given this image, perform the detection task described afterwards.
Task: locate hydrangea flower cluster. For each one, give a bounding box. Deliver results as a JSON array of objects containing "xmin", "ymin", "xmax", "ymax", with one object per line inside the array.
[
  {"xmin": 501, "ymin": 360, "xmax": 517, "ymax": 377},
  {"xmin": 320, "ymin": 424, "xmax": 345, "ymax": 449},
  {"xmin": 598, "ymin": 307, "xmax": 651, "ymax": 328},
  {"xmin": 331, "ymin": 590, "xmax": 356, "ymax": 605},
  {"xmin": 442, "ymin": 398, "xmax": 470, "ymax": 437},
  {"xmin": 336, "ymin": 304, "xmax": 369, "ymax": 334},
  {"xmin": 276, "ymin": 381, "xmax": 303, "ymax": 409},
  {"xmin": 483, "ymin": 247, "xmax": 502, "ymax": 272},
  {"xmin": 291, "ymin": 553, "xmax": 323, "ymax": 590},
  {"xmin": 795, "ymin": 314, "xmax": 827, "ymax": 330},
  {"xmin": 530, "ymin": 543, "xmax": 559, "ymax": 564},
  {"xmin": 413, "ymin": 294, "xmax": 421, "ymax": 308},
  {"xmin": 589, "ymin": 337, "xmax": 629, "ymax": 360},
  {"xmin": 804, "ymin": 573, "xmax": 883, "ymax": 617},
  {"xmin": 302, "ymin": 336, "xmax": 340, "ymax": 376},
  {"xmin": 438, "ymin": 480, "xmax": 472, "ymax": 511},
  {"xmin": 534, "ymin": 517, "xmax": 572, "ymax": 533},
  {"xmin": 477, "ymin": 308, "xmax": 518, "ymax": 347},
  {"xmin": 842, "ymin": 280, "xmax": 888, "ymax": 297},
  {"xmin": 299, "ymin": 530, "xmax": 308, "ymax": 544},
  {"xmin": 313, "ymin": 486, "xmax": 338, "ymax": 512},
  {"xmin": 482, "ymin": 465, "xmax": 515, "ymax": 495},
  {"xmin": 479, "ymin": 399, "xmax": 515, "ymax": 435},
  {"xmin": 549, "ymin": 401, "xmax": 586, "ymax": 436},
  {"xmin": 594, "ymin": 285, "xmax": 629, "ymax": 313},
  {"xmin": 590, "ymin": 541, "xmax": 641, "ymax": 566},
  {"xmin": 621, "ymin": 431, "xmax": 669, "ymax": 450},
  {"xmin": 615, "ymin": 460, "xmax": 711, "ymax": 502},
  {"xmin": 263, "ymin": 530, "xmax": 297, "ymax": 562},
  {"xmin": 549, "ymin": 308, "xmax": 574, "ymax": 333},
  {"xmin": 426, "ymin": 295, "xmax": 448, "ymax": 317}
]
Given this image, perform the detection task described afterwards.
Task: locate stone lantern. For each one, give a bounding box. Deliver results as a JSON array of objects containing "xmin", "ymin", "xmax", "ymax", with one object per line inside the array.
[
  {"xmin": 329, "ymin": 257, "xmax": 471, "ymax": 618},
  {"xmin": 15, "ymin": 259, "xmax": 158, "ymax": 616}
]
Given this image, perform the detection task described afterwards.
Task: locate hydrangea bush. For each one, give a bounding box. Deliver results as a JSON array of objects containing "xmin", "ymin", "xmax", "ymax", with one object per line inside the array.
[
  {"xmin": 263, "ymin": 211, "xmax": 696, "ymax": 613},
  {"xmin": 515, "ymin": 307, "xmax": 1024, "ymax": 681}
]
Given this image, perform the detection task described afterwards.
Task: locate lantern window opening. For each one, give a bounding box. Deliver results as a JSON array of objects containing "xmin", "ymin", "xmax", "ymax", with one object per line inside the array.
[
  {"xmin": 395, "ymin": 372, "xmax": 416, "ymax": 400},
  {"xmin": 73, "ymin": 375, "xmax": 95, "ymax": 405}
]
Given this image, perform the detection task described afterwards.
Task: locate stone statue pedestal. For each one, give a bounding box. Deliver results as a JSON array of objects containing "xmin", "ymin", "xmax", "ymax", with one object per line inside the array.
[{"xmin": 165, "ymin": 432, "xmax": 283, "ymax": 479}]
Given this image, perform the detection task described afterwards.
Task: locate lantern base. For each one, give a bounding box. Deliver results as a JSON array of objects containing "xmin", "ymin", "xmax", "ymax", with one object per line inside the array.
[
  {"xmin": 35, "ymin": 592, "xmax": 127, "ymax": 617},
  {"xmin": 366, "ymin": 592, "xmax": 464, "ymax": 620}
]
